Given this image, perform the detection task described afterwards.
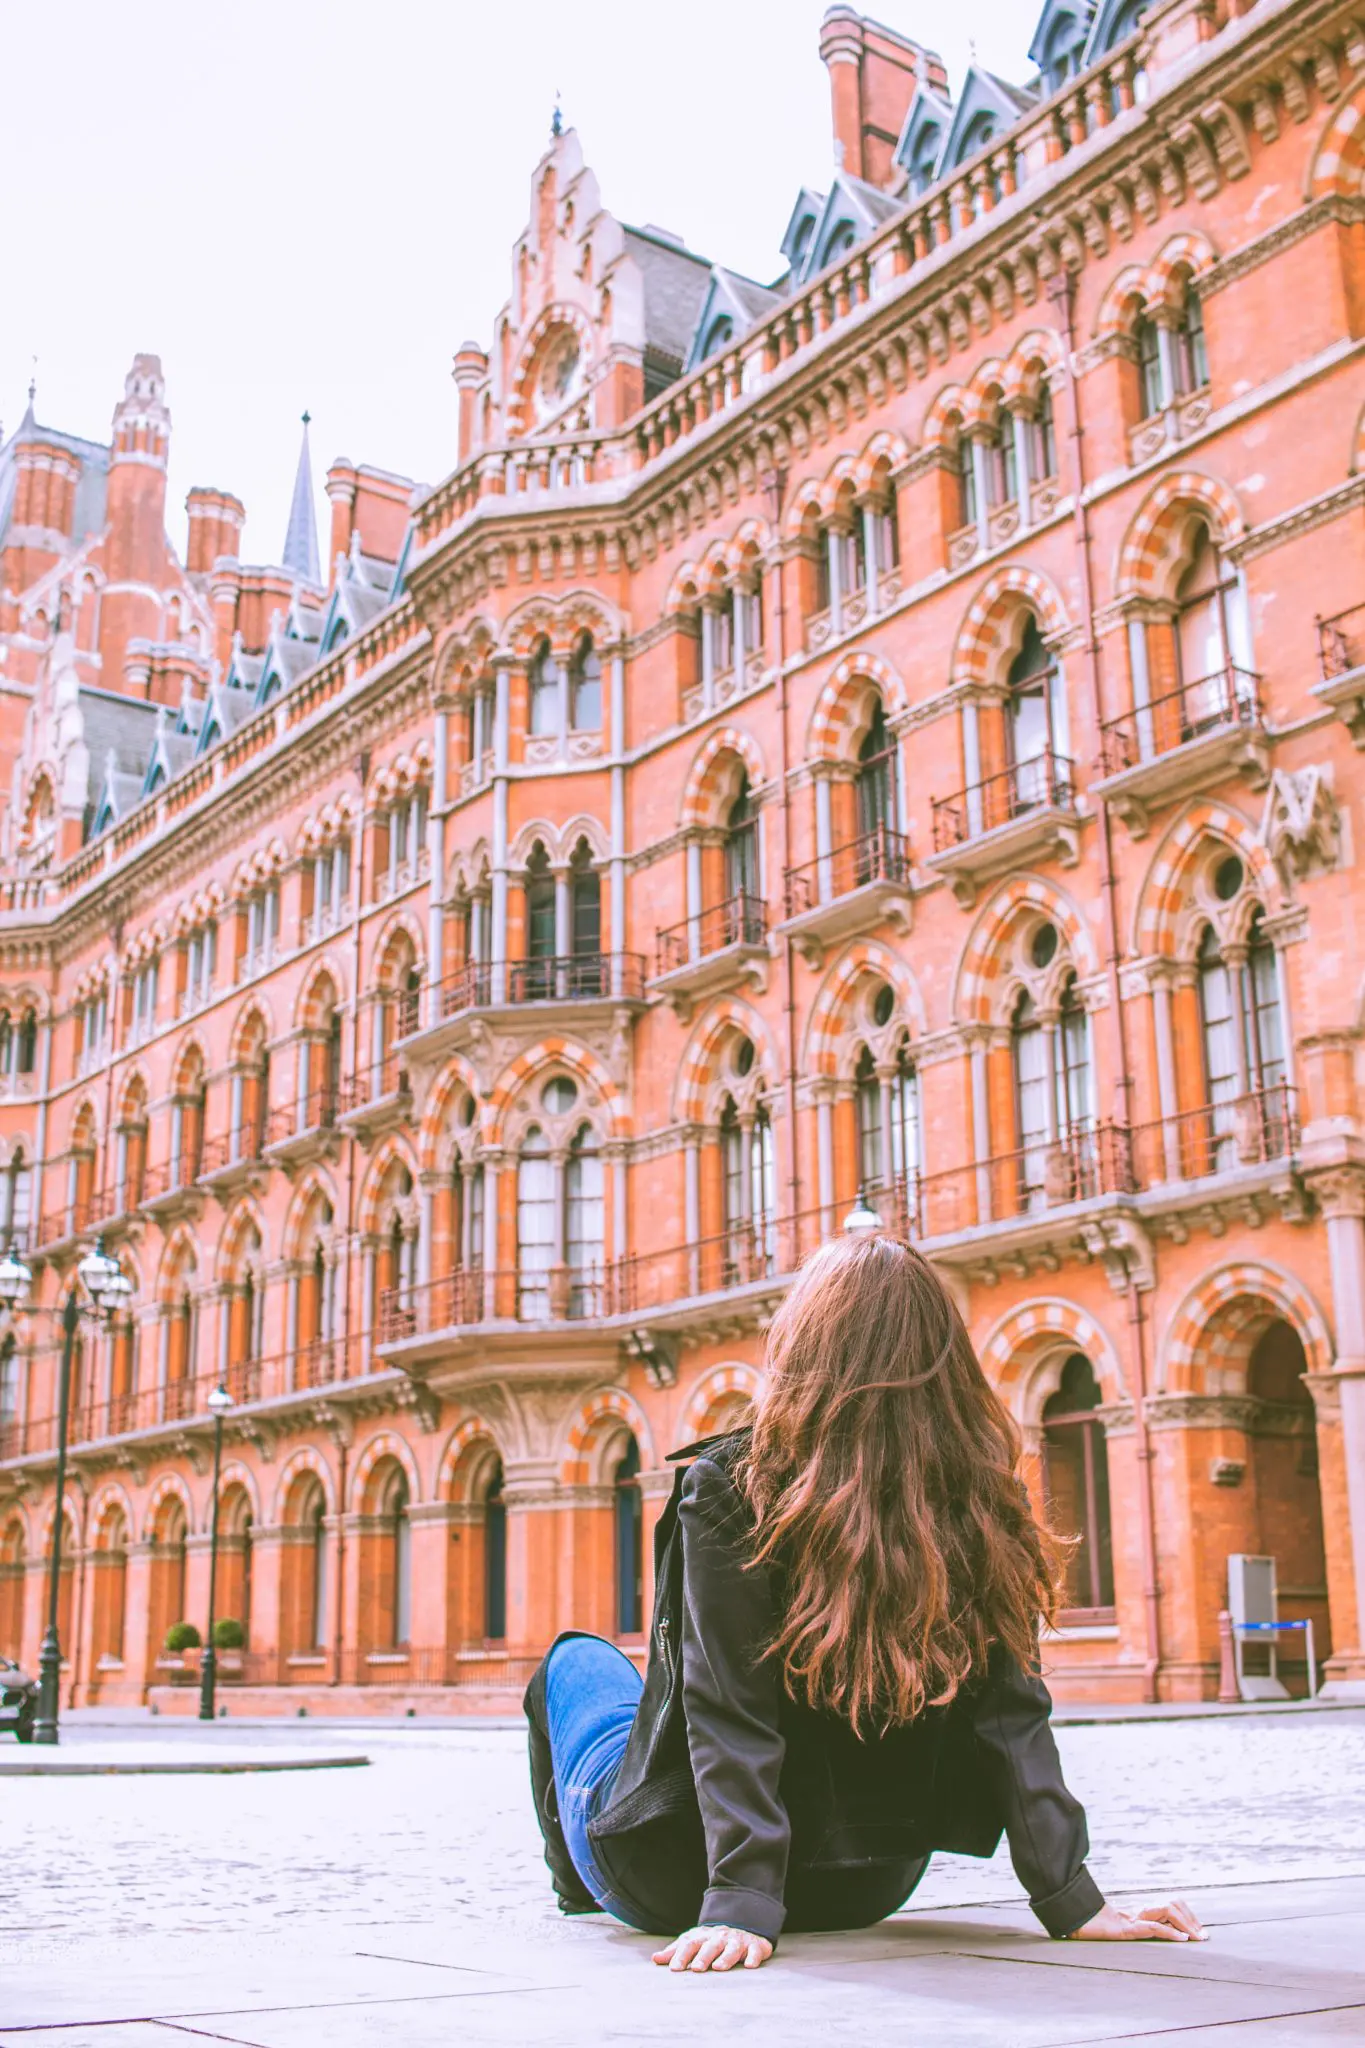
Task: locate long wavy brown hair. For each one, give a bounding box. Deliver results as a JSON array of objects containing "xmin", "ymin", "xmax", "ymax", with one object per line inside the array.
[{"xmin": 738, "ymin": 1234, "xmax": 1060, "ymax": 1732}]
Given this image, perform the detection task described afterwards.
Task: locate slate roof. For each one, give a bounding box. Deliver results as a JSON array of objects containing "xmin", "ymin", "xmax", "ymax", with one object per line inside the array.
[{"xmin": 623, "ymin": 228, "xmax": 717, "ymax": 372}]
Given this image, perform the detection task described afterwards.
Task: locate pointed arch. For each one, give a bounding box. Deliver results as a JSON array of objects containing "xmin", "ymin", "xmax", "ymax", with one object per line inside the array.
[
  {"xmin": 143, "ymin": 1470, "xmax": 195, "ymax": 1541},
  {"xmin": 271, "ymin": 1444, "xmax": 338, "ymax": 1521},
  {"xmin": 351, "ymin": 1429, "xmax": 422, "ymax": 1511},
  {"xmin": 216, "ymin": 1460, "xmax": 263, "ymax": 1525},
  {"xmin": 87, "ymin": 1479, "xmax": 138, "ymax": 1540},
  {"xmin": 417, "ymin": 1053, "xmax": 484, "ymax": 1173},
  {"xmin": 1307, "ymin": 69, "xmax": 1365, "ymax": 199},
  {"xmin": 216, "ymin": 1198, "xmax": 267, "ymax": 1285},
  {"xmin": 808, "ymin": 651, "xmax": 907, "ymax": 761},
  {"xmin": 1161, "ymin": 1262, "xmax": 1334, "ymax": 1396},
  {"xmin": 1132, "ymin": 798, "xmax": 1279, "ymax": 960},
  {"xmin": 484, "ymin": 1036, "xmax": 627, "ymax": 1146},
  {"xmin": 673, "ymin": 997, "xmax": 781, "ymax": 1123},
  {"xmin": 978, "ymin": 1298, "xmax": 1127, "ymax": 1420},
  {"xmin": 294, "ymin": 961, "xmax": 345, "ymax": 1030},
  {"xmin": 783, "ymin": 475, "xmax": 826, "ymax": 541},
  {"xmin": 438, "ymin": 1415, "xmax": 506, "ymax": 1502},
  {"xmin": 558, "ymin": 1385, "xmax": 658, "ymax": 1484},
  {"xmin": 281, "ymin": 1168, "xmax": 341, "ymax": 1261},
  {"xmin": 805, "ymin": 940, "xmax": 929, "ymax": 1077},
  {"xmin": 1145, "ymin": 230, "xmax": 1219, "ymax": 308},
  {"xmin": 1093, "ymin": 259, "xmax": 1151, "ymax": 341},
  {"xmin": 678, "ymin": 1362, "xmax": 764, "ymax": 1442},
  {"xmin": 954, "ymin": 876, "xmax": 1098, "ymax": 1025},
  {"xmin": 1115, "ymin": 471, "xmax": 1246, "ymax": 599},
  {"xmin": 921, "ymin": 382, "xmax": 970, "ymax": 448},
  {"xmin": 852, "ymin": 430, "xmax": 911, "ymax": 497},
  {"xmin": 679, "ymin": 726, "xmax": 766, "ymax": 830},
  {"xmin": 357, "ymin": 1135, "xmax": 419, "ymax": 1236},
  {"xmin": 999, "ymin": 328, "xmax": 1066, "ymax": 410},
  {"xmin": 953, "ymin": 566, "xmax": 1072, "ymax": 687},
  {"xmin": 229, "ymin": 1001, "xmax": 274, "ymax": 1064}
]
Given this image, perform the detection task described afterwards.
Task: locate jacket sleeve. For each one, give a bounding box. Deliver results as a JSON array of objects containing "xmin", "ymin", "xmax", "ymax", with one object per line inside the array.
[
  {"xmin": 968, "ymin": 1643, "xmax": 1105, "ymax": 1937},
  {"xmin": 677, "ymin": 1455, "xmax": 789, "ymax": 1945}
]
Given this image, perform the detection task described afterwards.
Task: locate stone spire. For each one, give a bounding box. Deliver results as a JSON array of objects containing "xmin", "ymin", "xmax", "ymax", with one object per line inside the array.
[{"xmin": 282, "ymin": 411, "xmax": 321, "ymax": 585}]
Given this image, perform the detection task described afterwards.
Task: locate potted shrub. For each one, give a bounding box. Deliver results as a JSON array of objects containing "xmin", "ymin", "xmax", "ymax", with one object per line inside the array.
[
  {"xmin": 160, "ymin": 1620, "xmax": 201, "ymax": 1684},
  {"xmin": 212, "ymin": 1617, "xmax": 246, "ymax": 1677}
]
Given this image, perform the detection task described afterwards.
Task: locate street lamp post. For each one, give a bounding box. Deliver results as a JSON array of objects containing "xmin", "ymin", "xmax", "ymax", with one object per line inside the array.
[
  {"xmin": 0, "ymin": 1237, "xmax": 130, "ymax": 1746},
  {"xmin": 199, "ymin": 1382, "xmax": 235, "ymax": 1723}
]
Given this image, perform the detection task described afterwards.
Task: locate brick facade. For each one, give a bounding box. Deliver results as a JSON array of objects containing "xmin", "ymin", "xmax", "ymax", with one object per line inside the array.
[{"xmin": 2, "ymin": 0, "xmax": 1365, "ymax": 1713}]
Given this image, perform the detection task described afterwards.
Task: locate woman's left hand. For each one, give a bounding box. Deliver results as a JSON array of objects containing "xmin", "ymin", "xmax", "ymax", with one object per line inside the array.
[{"xmin": 653, "ymin": 1924, "xmax": 775, "ymax": 1972}]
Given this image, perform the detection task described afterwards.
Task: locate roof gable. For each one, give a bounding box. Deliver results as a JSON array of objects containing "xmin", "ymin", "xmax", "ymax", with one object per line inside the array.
[
  {"xmin": 937, "ymin": 67, "xmax": 1037, "ymax": 178},
  {"xmin": 1029, "ymin": 1, "xmax": 1096, "ymax": 89},
  {"xmin": 895, "ymin": 86, "xmax": 954, "ymax": 193},
  {"xmin": 1084, "ymin": 0, "xmax": 1150, "ymax": 62}
]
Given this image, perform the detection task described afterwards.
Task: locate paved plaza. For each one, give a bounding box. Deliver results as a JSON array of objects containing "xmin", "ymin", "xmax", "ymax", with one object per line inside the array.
[{"xmin": 1, "ymin": 1707, "xmax": 1363, "ymax": 2045}]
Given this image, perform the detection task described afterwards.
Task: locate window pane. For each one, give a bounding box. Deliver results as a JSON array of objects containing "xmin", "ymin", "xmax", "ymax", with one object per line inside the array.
[{"xmin": 517, "ymin": 1138, "xmax": 555, "ymax": 1318}]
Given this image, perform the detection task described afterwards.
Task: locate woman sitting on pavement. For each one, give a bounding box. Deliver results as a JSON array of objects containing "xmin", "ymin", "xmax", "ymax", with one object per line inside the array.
[{"xmin": 525, "ymin": 1232, "xmax": 1207, "ymax": 1971}]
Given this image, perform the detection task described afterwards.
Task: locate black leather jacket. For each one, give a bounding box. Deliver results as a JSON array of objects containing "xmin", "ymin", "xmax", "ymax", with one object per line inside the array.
[{"xmin": 588, "ymin": 1432, "xmax": 1105, "ymax": 1945}]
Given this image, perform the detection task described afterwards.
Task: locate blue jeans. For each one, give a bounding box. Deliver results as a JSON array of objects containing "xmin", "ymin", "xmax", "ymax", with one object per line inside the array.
[{"xmin": 543, "ymin": 1634, "xmax": 651, "ymax": 1930}]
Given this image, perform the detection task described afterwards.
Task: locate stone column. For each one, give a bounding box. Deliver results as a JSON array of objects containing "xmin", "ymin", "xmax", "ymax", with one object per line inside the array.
[
  {"xmin": 814, "ymin": 772, "xmax": 834, "ymax": 903},
  {"xmin": 962, "ymin": 698, "xmax": 983, "ymax": 837},
  {"xmin": 407, "ymin": 1502, "xmax": 458, "ymax": 1667},
  {"xmin": 1318, "ymin": 1172, "xmax": 1365, "ymax": 1692},
  {"xmin": 816, "ymin": 1087, "xmax": 835, "ymax": 1235},
  {"xmin": 1150, "ymin": 966, "xmax": 1182, "ymax": 1180},
  {"xmin": 1011, "ymin": 409, "xmax": 1032, "ymax": 533},
  {"xmin": 502, "ymin": 1459, "xmax": 563, "ymax": 1650},
  {"xmin": 860, "ymin": 501, "xmax": 880, "ymax": 617},
  {"xmin": 970, "ymin": 1033, "xmax": 993, "ymax": 1225}
]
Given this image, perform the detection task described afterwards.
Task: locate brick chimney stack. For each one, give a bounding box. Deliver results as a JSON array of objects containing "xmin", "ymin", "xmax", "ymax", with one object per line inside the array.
[
  {"xmin": 185, "ymin": 488, "xmax": 246, "ymax": 574},
  {"xmin": 819, "ymin": 7, "xmax": 947, "ymax": 189}
]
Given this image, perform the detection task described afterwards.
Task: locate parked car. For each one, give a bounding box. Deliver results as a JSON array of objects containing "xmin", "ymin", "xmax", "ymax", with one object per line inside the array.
[{"xmin": 0, "ymin": 1657, "xmax": 37, "ymax": 1741}]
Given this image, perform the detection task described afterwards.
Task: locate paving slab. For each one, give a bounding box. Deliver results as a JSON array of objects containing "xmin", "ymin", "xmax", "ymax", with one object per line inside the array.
[{"xmin": 3, "ymin": 1717, "xmax": 1363, "ymax": 2045}]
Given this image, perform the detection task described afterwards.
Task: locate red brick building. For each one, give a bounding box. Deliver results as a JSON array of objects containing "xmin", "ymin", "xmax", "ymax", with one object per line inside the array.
[{"xmin": 2, "ymin": 0, "xmax": 1364, "ymax": 1711}]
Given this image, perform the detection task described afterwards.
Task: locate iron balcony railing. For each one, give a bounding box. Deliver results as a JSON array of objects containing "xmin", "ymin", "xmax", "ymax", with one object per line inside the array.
[
  {"xmin": 1099, "ymin": 664, "xmax": 1262, "ymax": 777},
  {"xmin": 655, "ymin": 892, "xmax": 768, "ymax": 976},
  {"xmin": 931, "ymin": 749, "xmax": 1075, "ymax": 852},
  {"xmin": 400, "ymin": 953, "xmax": 645, "ymax": 1036},
  {"xmin": 1317, "ymin": 603, "xmax": 1365, "ymax": 681},
  {"xmin": 265, "ymin": 1086, "xmax": 338, "ymax": 1147},
  {"xmin": 783, "ymin": 824, "xmax": 912, "ymax": 919}
]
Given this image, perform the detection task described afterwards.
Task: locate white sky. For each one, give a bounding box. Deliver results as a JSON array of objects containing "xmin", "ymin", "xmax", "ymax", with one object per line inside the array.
[{"xmin": 4, "ymin": 0, "xmax": 1034, "ymax": 569}]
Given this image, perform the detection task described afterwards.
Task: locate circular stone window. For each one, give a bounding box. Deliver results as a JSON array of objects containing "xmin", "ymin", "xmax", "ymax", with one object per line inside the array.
[
  {"xmin": 1213, "ymin": 854, "xmax": 1245, "ymax": 902},
  {"xmin": 871, "ymin": 983, "xmax": 895, "ymax": 1028},
  {"xmin": 733, "ymin": 1036, "xmax": 755, "ymax": 1078},
  {"xmin": 541, "ymin": 1075, "xmax": 579, "ymax": 1115},
  {"xmin": 1030, "ymin": 922, "xmax": 1059, "ymax": 970},
  {"xmin": 534, "ymin": 329, "xmax": 583, "ymax": 423}
]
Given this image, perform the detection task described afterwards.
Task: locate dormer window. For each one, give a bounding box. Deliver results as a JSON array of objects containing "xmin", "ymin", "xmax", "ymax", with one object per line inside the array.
[{"xmin": 700, "ymin": 315, "xmax": 734, "ymax": 363}]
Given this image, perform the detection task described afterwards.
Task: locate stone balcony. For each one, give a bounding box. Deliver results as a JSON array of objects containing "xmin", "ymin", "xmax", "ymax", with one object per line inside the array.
[
  {"xmin": 395, "ymin": 953, "xmax": 647, "ymax": 1078},
  {"xmin": 927, "ymin": 750, "xmax": 1083, "ymax": 908},
  {"xmin": 1095, "ymin": 664, "xmax": 1269, "ymax": 837},
  {"xmin": 778, "ymin": 825, "xmax": 916, "ymax": 967},
  {"xmin": 650, "ymin": 894, "xmax": 769, "ymax": 1020}
]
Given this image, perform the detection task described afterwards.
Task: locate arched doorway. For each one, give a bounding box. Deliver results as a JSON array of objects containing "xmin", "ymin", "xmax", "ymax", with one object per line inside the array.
[
  {"xmin": 1245, "ymin": 1321, "xmax": 1329, "ymax": 1687},
  {"xmin": 147, "ymin": 1498, "xmax": 188, "ymax": 1673}
]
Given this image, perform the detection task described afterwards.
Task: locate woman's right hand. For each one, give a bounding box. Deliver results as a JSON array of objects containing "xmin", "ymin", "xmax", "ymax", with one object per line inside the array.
[
  {"xmin": 1069, "ymin": 1899, "xmax": 1208, "ymax": 1943},
  {"xmin": 653, "ymin": 1924, "xmax": 775, "ymax": 1971}
]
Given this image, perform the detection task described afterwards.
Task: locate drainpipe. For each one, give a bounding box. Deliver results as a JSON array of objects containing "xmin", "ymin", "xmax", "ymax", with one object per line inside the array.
[
  {"xmin": 764, "ymin": 465, "xmax": 802, "ymax": 1227},
  {"xmin": 332, "ymin": 1434, "xmax": 348, "ymax": 1689},
  {"xmin": 345, "ymin": 752, "xmax": 370, "ymax": 1381},
  {"xmin": 1049, "ymin": 270, "xmax": 1160, "ymax": 1704}
]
